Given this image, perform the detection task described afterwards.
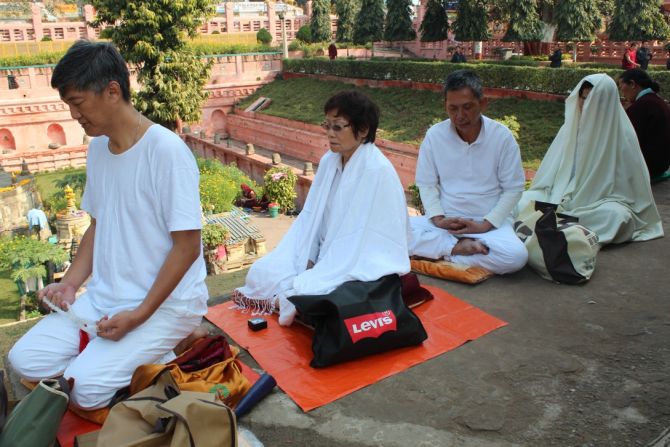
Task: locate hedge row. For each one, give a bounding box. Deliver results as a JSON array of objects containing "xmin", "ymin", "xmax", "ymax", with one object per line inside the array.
[
  {"xmin": 0, "ymin": 42, "xmax": 278, "ymax": 68},
  {"xmin": 283, "ymin": 58, "xmax": 670, "ymax": 96}
]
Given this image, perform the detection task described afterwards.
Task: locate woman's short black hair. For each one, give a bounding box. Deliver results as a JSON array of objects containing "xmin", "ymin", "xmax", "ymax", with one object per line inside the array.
[
  {"xmin": 51, "ymin": 40, "xmax": 131, "ymax": 101},
  {"xmin": 323, "ymin": 90, "xmax": 380, "ymax": 143},
  {"xmin": 619, "ymin": 68, "xmax": 660, "ymax": 93}
]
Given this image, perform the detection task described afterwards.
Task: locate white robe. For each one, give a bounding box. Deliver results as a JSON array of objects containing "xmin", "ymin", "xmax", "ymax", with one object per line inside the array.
[
  {"xmin": 235, "ymin": 142, "xmax": 410, "ymax": 326},
  {"xmin": 517, "ymin": 74, "xmax": 663, "ymax": 245}
]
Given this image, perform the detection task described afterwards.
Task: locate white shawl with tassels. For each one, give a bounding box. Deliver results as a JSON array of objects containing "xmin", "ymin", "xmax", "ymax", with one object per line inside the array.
[{"xmin": 234, "ymin": 142, "xmax": 410, "ymax": 326}]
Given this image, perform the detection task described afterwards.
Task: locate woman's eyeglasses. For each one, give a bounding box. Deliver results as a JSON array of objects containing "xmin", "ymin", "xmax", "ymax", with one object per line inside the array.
[{"xmin": 321, "ymin": 122, "xmax": 351, "ymax": 132}]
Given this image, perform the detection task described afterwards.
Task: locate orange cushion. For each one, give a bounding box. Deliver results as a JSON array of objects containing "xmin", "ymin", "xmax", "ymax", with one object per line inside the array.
[{"xmin": 411, "ymin": 258, "xmax": 494, "ymax": 284}]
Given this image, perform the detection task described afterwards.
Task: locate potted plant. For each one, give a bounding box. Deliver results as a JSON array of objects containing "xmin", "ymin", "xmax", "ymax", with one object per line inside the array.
[
  {"xmin": 201, "ymin": 223, "xmax": 230, "ymax": 275},
  {"xmin": 268, "ymin": 202, "xmax": 280, "ymax": 218}
]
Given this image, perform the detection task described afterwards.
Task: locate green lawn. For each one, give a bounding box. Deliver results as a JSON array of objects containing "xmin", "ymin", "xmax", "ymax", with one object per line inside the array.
[
  {"xmin": 33, "ymin": 167, "xmax": 85, "ymax": 199},
  {"xmin": 239, "ymin": 77, "xmax": 565, "ymax": 165},
  {"xmin": 0, "ymin": 271, "xmax": 20, "ymax": 325}
]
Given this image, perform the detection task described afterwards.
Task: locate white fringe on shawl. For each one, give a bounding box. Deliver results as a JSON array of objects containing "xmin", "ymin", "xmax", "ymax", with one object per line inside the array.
[
  {"xmin": 517, "ymin": 73, "xmax": 663, "ymax": 245},
  {"xmin": 234, "ymin": 142, "xmax": 410, "ymax": 326}
]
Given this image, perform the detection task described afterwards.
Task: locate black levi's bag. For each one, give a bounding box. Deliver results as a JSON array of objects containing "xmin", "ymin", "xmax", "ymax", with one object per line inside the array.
[{"xmin": 288, "ymin": 274, "xmax": 428, "ymax": 368}]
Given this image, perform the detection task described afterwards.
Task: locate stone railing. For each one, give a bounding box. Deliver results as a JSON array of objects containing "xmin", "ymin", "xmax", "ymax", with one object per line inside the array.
[
  {"xmin": 184, "ymin": 133, "xmax": 314, "ymax": 208},
  {"xmin": 0, "ymin": 145, "xmax": 87, "ymax": 173}
]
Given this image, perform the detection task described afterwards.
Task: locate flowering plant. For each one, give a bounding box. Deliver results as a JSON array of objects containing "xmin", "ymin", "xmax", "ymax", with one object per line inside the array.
[
  {"xmin": 263, "ymin": 167, "xmax": 297, "ymax": 211},
  {"xmin": 268, "ymin": 202, "xmax": 279, "ymax": 208}
]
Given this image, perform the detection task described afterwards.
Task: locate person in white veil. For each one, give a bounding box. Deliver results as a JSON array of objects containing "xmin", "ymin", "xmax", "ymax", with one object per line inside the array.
[
  {"xmin": 517, "ymin": 73, "xmax": 663, "ymax": 246},
  {"xmin": 233, "ymin": 90, "xmax": 410, "ymax": 326}
]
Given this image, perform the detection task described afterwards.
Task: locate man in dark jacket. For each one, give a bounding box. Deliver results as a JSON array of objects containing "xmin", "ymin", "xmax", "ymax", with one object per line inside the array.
[
  {"xmin": 636, "ymin": 41, "xmax": 653, "ymax": 70},
  {"xmin": 549, "ymin": 46, "xmax": 562, "ymax": 68}
]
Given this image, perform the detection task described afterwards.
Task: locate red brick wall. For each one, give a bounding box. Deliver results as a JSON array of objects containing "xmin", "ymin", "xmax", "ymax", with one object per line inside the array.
[{"xmin": 224, "ymin": 110, "xmax": 419, "ymax": 188}]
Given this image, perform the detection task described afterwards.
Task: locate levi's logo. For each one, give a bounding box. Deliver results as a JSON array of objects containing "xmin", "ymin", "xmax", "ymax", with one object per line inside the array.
[{"xmin": 345, "ymin": 310, "xmax": 397, "ymax": 343}]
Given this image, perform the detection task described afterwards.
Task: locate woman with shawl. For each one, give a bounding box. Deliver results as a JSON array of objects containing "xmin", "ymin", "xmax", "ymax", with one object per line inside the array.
[
  {"xmin": 517, "ymin": 73, "xmax": 663, "ymax": 246},
  {"xmin": 234, "ymin": 90, "xmax": 410, "ymax": 326}
]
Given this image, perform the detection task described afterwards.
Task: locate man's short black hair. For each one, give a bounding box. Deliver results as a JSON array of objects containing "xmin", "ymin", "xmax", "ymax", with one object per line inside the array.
[
  {"xmin": 323, "ymin": 90, "xmax": 380, "ymax": 144},
  {"xmin": 51, "ymin": 40, "xmax": 131, "ymax": 101},
  {"xmin": 444, "ymin": 69, "xmax": 483, "ymax": 99}
]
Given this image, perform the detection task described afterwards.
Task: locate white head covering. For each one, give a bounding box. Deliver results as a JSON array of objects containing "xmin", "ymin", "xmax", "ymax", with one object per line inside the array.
[{"xmin": 518, "ymin": 73, "xmax": 663, "ymax": 245}]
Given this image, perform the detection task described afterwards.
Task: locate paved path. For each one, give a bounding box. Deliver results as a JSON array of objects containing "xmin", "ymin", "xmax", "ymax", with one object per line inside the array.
[{"xmin": 224, "ymin": 181, "xmax": 670, "ymax": 447}]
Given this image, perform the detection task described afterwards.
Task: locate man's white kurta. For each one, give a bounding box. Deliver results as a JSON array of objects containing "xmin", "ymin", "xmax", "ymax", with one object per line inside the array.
[{"xmin": 410, "ymin": 116, "xmax": 528, "ymax": 274}]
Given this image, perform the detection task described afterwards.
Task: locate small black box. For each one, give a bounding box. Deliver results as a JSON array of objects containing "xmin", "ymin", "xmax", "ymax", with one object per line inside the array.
[{"xmin": 248, "ymin": 317, "xmax": 267, "ymax": 331}]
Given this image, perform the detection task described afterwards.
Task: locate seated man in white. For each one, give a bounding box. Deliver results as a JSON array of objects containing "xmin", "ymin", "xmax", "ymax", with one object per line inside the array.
[
  {"xmin": 409, "ymin": 70, "xmax": 528, "ymax": 275},
  {"xmin": 234, "ymin": 90, "xmax": 409, "ymax": 326}
]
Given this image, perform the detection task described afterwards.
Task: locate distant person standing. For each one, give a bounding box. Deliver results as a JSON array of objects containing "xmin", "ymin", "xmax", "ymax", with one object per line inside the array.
[
  {"xmin": 328, "ymin": 42, "xmax": 337, "ymax": 60},
  {"xmin": 549, "ymin": 46, "xmax": 562, "ymax": 68},
  {"xmin": 451, "ymin": 46, "xmax": 467, "ymax": 63},
  {"xmin": 622, "ymin": 42, "xmax": 640, "ymax": 69},
  {"xmin": 636, "ymin": 41, "xmax": 653, "ymax": 70}
]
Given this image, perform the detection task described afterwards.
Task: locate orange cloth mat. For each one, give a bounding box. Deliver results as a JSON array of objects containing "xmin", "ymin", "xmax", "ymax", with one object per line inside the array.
[
  {"xmin": 55, "ymin": 362, "xmax": 260, "ymax": 447},
  {"xmin": 206, "ymin": 285, "xmax": 507, "ymax": 412}
]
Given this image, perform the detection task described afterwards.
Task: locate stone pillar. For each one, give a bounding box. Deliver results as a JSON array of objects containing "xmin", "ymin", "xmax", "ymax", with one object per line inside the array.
[
  {"xmin": 27, "ymin": 67, "xmax": 37, "ymax": 91},
  {"xmin": 31, "ymin": 4, "xmax": 43, "ymax": 41},
  {"xmin": 306, "ymin": 1, "xmax": 313, "ymax": 19},
  {"xmin": 225, "ymin": 2, "xmax": 235, "ymax": 34},
  {"xmin": 84, "ymin": 5, "xmax": 97, "ymax": 40},
  {"xmin": 474, "ymin": 41, "xmax": 483, "ymax": 60},
  {"xmin": 267, "ymin": 2, "xmax": 278, "ymax": 45},
  {"xmin": 235, "ymin": 54, "xmax": 243, "ymax": 76}
]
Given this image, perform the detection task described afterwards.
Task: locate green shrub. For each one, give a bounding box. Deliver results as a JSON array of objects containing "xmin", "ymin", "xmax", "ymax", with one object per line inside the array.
[
  {"xmin": 41, "ymin": 36, "xmax": 52, "ymax": 42},
  {"xmin": 201, "ymin": 223, "xmax": 230, "ymax": 249},
  {"xmin": 263, "ymin": 166, "xmax": 297, "ymax": 211},
  {"xmin": 408, "ymin": 184, "xmax": 424, "ymax": 215},
  {"xmin": 197, "ymin": 157, "xmax": 260, "ymax": 213},
  {"xmin": 296, "ymin": 25, "xmax": 312, "ymax": 43},
  {"xmin": 256, "ymin": 28, "xmax": 273, "ymax": 45},
  {"xmin": 199, "ymin": 173, "xmax": 238, "ymax": 214},
  {"xmin": 495, "ymin": 115, "xmax": 521, "ymax": 140},
  {"xmin": 42, "ymin": 193, "xmax": 69, "ymax": 215},
  {"xmin": 282, "ymin": 58, "xmax": 670, "ymax": 96},
  {"xmin": 0, "ymin": 51, "xmax": 65, "ymax": 67}
]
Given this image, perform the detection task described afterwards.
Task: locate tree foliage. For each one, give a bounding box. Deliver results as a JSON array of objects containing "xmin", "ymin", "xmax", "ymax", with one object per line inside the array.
[
  {"xmin": 353, "ymin": 0, "xmax": 385, "ymax": 45},
  {"xmin": 555, "ymin": 0, "xmax": 601, "ymax": 41},
  {"xmin": 608, "ymin": 0, "xmax": 670, "ymax": 41},
  {"xmin": 0, "ymin": 237, "xmax": 69, "ymax": 284},
  {"xmin": 256, "ymin": 28, "xmax": 273, "ymax": 44},
  {"xmin": 503, "ymin": 0, "xmax": 543, "ymax": 41},
  {"xmin": 384, "ymin": 0, "xmax": 416, "ymax": 42},
  {"xmin": 452, "ymin": 0, "xmax": 490, "ymax": 42},
  {"xmin": 336, "ymin": 0, "xmax": 360, "ymax": 43},
  {"xmin": 419, "ymin": 0, "xmax": 449, "ymax": 42},
  {"xmin": 91, "ymin": 0, "xmax": 213, "ymax": 130},
  {"xmin": 310, "ymin": 0, "xmax": 332, "ymax": 42},
  {"xmin": 296, "ymin": 24, "xmax": 312, "ymax": 43}
]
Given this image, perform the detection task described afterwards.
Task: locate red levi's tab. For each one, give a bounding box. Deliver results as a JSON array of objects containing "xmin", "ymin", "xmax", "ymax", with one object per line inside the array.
[{"xmin": 345, "ymin": 310, "xmax": 398, "ymax": 343}]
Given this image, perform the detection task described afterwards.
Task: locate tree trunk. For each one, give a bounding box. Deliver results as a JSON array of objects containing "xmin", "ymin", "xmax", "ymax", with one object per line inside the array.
[
  {"xmin": 400, "ymin": 42, "xmax": 404, "ymax": 59},
  {"xmin": 19, "ymin": 293, "xmax": 26, "ymax": 321}
]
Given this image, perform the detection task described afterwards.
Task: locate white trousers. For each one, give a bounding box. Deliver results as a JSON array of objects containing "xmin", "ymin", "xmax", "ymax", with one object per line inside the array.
[
  {"xmin": 409, "ymin": 216, "xmax": 528, "ymax": 275},
  {"xmin": 8, "ymin": 294, "xmax": 203, "ymax": 409}
]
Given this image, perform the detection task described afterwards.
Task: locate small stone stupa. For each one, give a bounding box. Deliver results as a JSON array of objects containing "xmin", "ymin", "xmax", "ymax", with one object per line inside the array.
[{"xmin": 55, "ymin": 184, "xmax": 90, "ymax": 244}]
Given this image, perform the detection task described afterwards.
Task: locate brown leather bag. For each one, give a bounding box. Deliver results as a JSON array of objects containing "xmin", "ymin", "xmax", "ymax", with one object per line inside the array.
[{"xmin": 75, "ymin": 369, "xmax": 237, "ymax": 447}]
